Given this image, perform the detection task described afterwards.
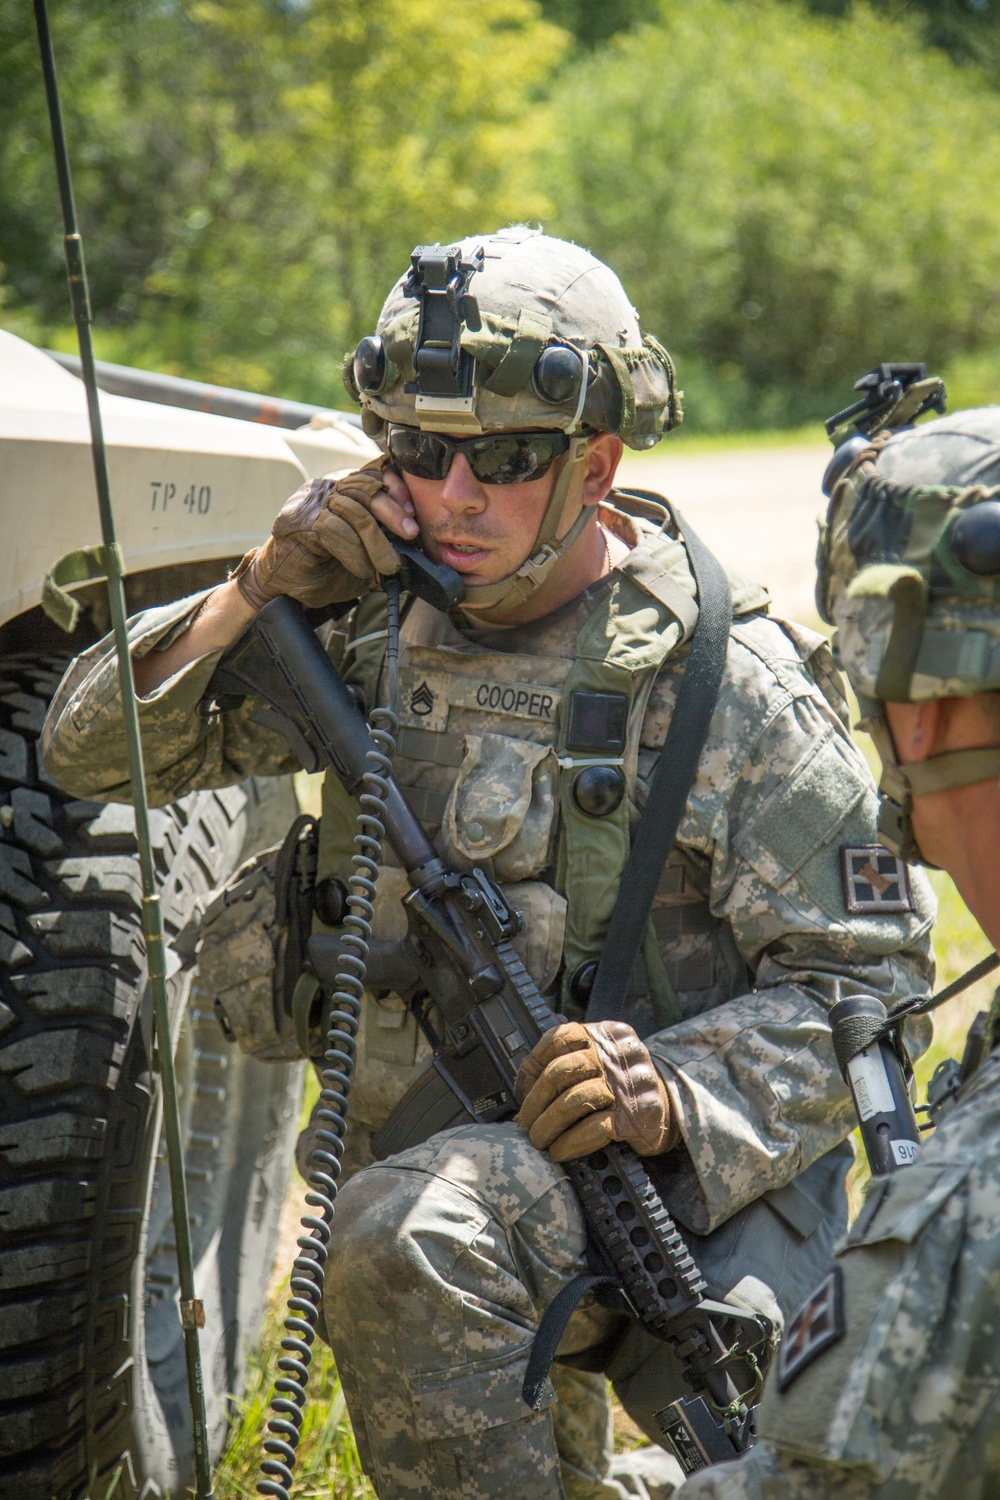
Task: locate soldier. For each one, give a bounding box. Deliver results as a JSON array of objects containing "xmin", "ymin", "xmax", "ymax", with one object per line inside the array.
[
  {"xmin": 677, "ymin": 405, "xmax": 1000, "ymax": 1500},
  {"xmin": 40, "ymin": 229, "xmax": 934, "ymax": 1500}
]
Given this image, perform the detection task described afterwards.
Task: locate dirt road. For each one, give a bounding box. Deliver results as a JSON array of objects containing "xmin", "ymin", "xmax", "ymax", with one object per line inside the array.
[{"xmin": 617, "ymin": 441, "xmax": 831, "ymax": 625}]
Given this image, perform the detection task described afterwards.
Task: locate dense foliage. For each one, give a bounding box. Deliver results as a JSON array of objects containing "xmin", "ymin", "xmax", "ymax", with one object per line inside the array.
[
  {"xmin": 3, "ymin": 0, "xmax": 999, "ymax": 429},
  {"xmin": 0, "ymin": 0, "xmax": 562, "ymax": 399},
  {"xmin": 544, "ymin": 0, "xmax": 1000, "ymax": 426}
]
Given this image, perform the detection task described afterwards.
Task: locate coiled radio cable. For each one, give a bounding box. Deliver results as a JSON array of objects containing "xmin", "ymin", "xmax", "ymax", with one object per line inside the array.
[{"xmin": 258, "ymin": 578, "xmax": 401, "ymax": 1499}]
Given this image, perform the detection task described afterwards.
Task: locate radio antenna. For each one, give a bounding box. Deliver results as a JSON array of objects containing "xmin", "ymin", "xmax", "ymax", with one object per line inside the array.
[{"xmin": 32, "ymin": 3, "xmax": 217, "ymax": 1494}]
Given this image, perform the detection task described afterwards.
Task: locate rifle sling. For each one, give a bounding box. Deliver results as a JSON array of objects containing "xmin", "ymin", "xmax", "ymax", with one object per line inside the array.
[
  {"xmin": 521, "ymin": 1272, "xmax": 616, "ymax": 1410},
  {"xmin": 586, "ymin": 507, "xmax": 733, "ymax": 1024}
]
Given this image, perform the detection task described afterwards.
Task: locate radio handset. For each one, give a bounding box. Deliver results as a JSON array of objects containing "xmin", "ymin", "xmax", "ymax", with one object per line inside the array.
[
  {"xmin": 378, "ymin": 459, "xmax": 465, "ymax": 613},
  {"xmin": 384, "ymin": 531, "xmax": 465, "ymax": 613}
]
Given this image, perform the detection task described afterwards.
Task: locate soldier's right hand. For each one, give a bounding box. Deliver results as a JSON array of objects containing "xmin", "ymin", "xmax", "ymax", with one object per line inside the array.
[
  {"xmin": 515, "ymin": 1021, "xmax": 678, "ymax": 1162},
  {"xmin": 233, "ymin": 455, "xmax": 420, "ymax": 611}
]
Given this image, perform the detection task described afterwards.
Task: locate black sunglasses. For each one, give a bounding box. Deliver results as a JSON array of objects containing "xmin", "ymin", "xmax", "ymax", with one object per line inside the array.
[{"xmin": 386, "ymin": 424, "xmax": 570, "ymax": 486}]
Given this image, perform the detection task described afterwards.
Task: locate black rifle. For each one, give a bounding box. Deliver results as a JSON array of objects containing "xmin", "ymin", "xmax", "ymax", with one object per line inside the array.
[{"xmin": 210, "ymin": 593, "xmax": 771, "ymax": 1475}]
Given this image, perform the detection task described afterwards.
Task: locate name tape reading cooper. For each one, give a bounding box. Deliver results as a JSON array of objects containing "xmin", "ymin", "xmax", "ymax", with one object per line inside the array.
[{"xmin": 401, "ymin": 670, "xmax": 562, "ymax": 729}]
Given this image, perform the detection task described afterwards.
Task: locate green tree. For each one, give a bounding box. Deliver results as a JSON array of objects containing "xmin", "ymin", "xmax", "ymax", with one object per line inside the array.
[
  {"xmin": 796, "ymin": 0, "xmax": 1000, "ymax": 73},
  {"xmin": 9, "ymin": 0, "xmax": 1000, "ymax": 431},
  {"xmin": 0, "ymin": 0, "xmax": 319, "ymax": 386},
  {"xmin": 0, "ymin": 0, "xmax": 564, "ymax": 403},
  {"xmin": 543, "ymin": 0, "xmax": 1000, "ymax": 427},
  {"xmin": 536, "ymin": 0, "xmax": 660, "ymax": 49},
  {"xmin": 284, "ymin": 0, "xmax": 562, "ymax": 389}
]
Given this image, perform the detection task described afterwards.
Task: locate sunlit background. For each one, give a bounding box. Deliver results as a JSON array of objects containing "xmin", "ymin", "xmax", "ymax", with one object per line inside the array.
[
  {"xmin": 4, "ymin": 3, "xmax": 998, "ymax": 1490},
  {"xmin": 4, "ymin": 0, "xmax": 1000, "ymax": 433}
]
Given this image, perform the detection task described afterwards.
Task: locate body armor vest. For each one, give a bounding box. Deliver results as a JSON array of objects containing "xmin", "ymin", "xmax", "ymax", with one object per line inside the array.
[{"xmin": 317, "ymin": 492, "xmax": 768, "ymax": 1039}]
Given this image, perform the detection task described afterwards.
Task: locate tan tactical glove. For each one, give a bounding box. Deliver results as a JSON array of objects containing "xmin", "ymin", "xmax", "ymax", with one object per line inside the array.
[
  {"xmin": 515, "ymin": 1020, "xmax": 678, "ymax": 1163},
  {"xmin": 233, "ymin": 455, "xmax": 402, "ymax": 611}
]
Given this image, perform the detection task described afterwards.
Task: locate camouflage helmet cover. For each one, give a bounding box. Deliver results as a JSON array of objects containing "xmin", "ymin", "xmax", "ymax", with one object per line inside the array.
[
  {"xmin": 343, "ymin": 226, "xmax": 682, "ymax": 449},
  {"xmin": 819, "ymin": 407, "xmax": 1000, "ymax": 704}
]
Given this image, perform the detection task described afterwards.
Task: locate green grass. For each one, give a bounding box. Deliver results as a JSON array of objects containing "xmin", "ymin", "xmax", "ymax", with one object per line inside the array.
[
  {"xmin": 213, "ymin": 1069, "xmax": 375, "ymax": 1499},
  {"xmin": 212, "ymin": 1321, "xmax": 370, "ymax": 1500},
  {"xmin": 294, "ymin": 770, "xmax": 324, "ymax": 820}
]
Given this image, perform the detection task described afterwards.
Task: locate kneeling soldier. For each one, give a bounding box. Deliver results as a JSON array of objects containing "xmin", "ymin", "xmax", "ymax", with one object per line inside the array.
[{"xmin": 41, "ymin": 231, "xmax": 934, "ymax": 1498}]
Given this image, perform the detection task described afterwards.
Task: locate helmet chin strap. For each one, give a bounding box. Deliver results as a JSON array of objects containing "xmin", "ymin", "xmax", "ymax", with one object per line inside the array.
[{"xmin": 454, "ymin": 438, "xmax": 593, "ymax": 627}]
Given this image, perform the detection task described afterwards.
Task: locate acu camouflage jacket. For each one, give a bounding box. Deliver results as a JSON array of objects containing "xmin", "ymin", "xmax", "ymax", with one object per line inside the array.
[{"xmin": 40, "ymin": 494, "xmax": 936, "ymax": 1235}]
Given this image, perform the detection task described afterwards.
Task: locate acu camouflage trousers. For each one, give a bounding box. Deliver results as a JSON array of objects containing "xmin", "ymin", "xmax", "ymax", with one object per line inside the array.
[{"xmin": 324, "ymin": 1123, "xmax": 852, "ymax": 1500}]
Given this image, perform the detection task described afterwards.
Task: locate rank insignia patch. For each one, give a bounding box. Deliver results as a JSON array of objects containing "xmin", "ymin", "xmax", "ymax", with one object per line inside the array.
[
  {"xmin": 841, "ymin": 845, "xmax": 914, "ymax": 914},
  {"xmin": 409, "ymin": 680, "xmax": 435, "ymax": 717},
  {"xmin": 778, "ymin": 1266, "xmax": 845, "ymax": 1391}
]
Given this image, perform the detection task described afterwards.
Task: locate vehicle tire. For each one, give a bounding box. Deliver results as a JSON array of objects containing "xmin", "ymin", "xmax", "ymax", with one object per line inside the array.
[{"xmin": 0, "ymin": 653, "xmax": 304, "ymax": 1500}]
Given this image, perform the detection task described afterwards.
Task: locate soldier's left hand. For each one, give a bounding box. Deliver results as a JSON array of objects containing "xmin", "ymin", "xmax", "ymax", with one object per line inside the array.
[{"xmin": 514, "ymin": 1021, "xmax": 678, "ymax": 1162}]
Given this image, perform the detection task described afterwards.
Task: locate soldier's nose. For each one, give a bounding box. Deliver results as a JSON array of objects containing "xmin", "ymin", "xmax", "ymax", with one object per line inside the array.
[{"xmin": 440, "ymin": 453, "xmax": 487, "ymax": 510}]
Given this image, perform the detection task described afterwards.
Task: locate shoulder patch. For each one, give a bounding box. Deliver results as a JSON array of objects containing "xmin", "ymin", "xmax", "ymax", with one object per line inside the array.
[
  {"xmin": 777, "ymin": 1266, "xmax": 845, "ymax": 1391},
  {"xmin": 841, "ymin": 844, "xmax": 914, "ymax": 914}
]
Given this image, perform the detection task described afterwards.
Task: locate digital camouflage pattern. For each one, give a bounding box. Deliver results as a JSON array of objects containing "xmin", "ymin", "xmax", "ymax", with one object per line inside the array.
[
  {"xmin": 40, "ymin": 590, "xmax": 304, "ymax": 804},
  {"xmin": 40, "ymin": 503, "xmax": 936, "ymax": 1233},
  {"xmin": 192, "ymin": 840, "xmax": 300, "ymax": 1060},
  {"xmin": 675, "ymin": 1048, "xmax": 1000, "ymax": 1500},
  {"xmin": 41, "ymin": 490, "xmax": 936, "ymax": 1497},
  {"xmin": 325, "ymin": 1120, "xmax": 853, "ymax": 1500},
  {"xmin": 671, "ymin": 405, "xmax": 1000, "ymax": 1500},
  {"xmin": 818, "ymin": 407, "xmax": 1000, "ymax": 703},
  {"xmin": 549, "ymin": 1369, "xmax": 684, "ymax": 1500}
]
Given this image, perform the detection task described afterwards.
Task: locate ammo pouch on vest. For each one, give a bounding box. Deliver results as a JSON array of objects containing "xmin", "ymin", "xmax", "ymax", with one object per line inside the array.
[{"xmin": 195, "ymin": 813, "xmax": 318, "ymax": 1062}]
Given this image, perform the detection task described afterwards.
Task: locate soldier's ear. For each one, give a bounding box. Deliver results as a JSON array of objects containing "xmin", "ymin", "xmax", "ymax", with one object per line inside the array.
[
  {"xmin": 581, "ymin": 433, "xmax": 623, "ymax": 507},
  {"xmin": 908, "ymin": 699, "xmax": 945, "ymax": 761},
  {"xmin": 887, "ymin": 696, "xmax": 973, "ymax": 763}
]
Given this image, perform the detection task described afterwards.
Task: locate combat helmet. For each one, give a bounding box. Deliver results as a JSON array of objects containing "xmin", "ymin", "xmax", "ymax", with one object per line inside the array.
[
  {"xmin": 818, "ymin": 398, "xmax": 1000, "ymax": 861},
  {"xmin": 342, "ymin": 226, "xmax": 681, "ymax": 622}
]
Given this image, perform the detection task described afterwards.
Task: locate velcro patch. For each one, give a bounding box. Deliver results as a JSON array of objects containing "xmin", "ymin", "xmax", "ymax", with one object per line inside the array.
[
  {"xmin": 453, "ymin": 676, "xmax": 559, "ymax": 723},
  {"xmin": 398, "ymin": 667, "xmax": 562, "ymax": 732},
  {"xmin": 778, "ymin": 1266, "xmax": 845, "ymax": 1391},
  {"xmin": 841, "ymin": 844, "xmax": 914, "ymax": 914},
  {"xmin": 398, "ymin": 670, "xmax": 450, "ymax": 731}
]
